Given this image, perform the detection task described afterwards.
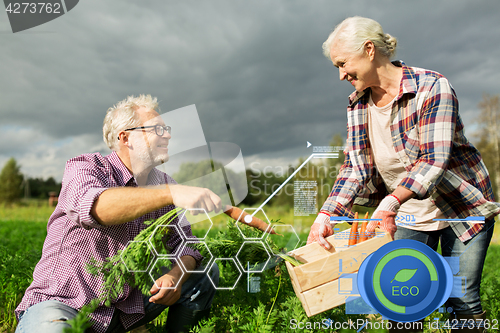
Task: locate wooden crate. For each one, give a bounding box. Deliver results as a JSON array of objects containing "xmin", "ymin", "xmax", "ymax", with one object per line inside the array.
[{"xmin": 285, "ymin": 228, "xmax": 391, "ymax": 317}]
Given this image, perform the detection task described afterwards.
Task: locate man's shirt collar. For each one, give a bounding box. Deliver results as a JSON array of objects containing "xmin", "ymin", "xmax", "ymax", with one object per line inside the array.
[{"xmin": 107, "ymin": 151, "xmax": 135, "ymax": 186}]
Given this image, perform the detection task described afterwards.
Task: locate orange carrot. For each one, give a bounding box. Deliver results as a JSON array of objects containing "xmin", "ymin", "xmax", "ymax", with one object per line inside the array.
[
  {"xmin": 359, "ymin": 212, "xmax": 369, "ymax": 242},
  {"xmin": 348, "ymin": 212, "xmax": 359, "ymax": 246},
  {"xmin": 224, "ymin": 206, "xmax": 276, "ymax": 234}
]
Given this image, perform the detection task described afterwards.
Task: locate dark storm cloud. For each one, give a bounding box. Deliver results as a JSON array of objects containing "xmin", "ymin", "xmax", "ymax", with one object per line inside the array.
[{"xmin": 0, "ymin": 0, "xmax": 499, "ymax": 179}]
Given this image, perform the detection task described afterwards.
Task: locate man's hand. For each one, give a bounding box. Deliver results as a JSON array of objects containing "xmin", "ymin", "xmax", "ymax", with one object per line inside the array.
[
  {"xmin": 149, "ymin": 255, "xmax": 196, "ymax": 305},
  {"xmin": 307, "ymin": 213, "xmax": 335, "ymax": 250},
  {"xmin": 366, "ymin": 195, "xmax": 400, "ymax": 239},
  {"xmin": 149, "ymin": 273, "xmax": 182, "ymax": 306},
  {"xmin": 168, "ymin": 185, "xmax": 223, "ymax": 215}
]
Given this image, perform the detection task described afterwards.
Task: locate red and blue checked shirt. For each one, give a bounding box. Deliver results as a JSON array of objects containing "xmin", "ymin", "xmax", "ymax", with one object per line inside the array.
[
  {"xmin": 15, "ymin": 151, "xmax": 202, "ymax": 333},
  {"xmin": 321, "ymin": 61, "xmax": 500, "ymax": 242}
]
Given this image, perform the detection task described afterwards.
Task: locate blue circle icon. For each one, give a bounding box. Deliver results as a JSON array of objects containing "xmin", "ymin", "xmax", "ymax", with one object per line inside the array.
[{"xmin": 357, "ymin": 240, "xmax": 453, "ymax": 322}]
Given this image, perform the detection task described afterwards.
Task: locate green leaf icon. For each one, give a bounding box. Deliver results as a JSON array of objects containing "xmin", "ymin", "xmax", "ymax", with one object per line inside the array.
[{"xmin": 391, "ymin": 268, "xmax": 418, "ymax": 283}]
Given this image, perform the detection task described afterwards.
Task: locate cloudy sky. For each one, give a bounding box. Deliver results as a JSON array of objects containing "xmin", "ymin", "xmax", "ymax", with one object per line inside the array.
[{"xmin": 1, "ymin": 0, "xmax": 499, "ymax": 181}]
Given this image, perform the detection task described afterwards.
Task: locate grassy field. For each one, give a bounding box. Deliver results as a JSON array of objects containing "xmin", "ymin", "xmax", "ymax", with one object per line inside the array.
[{"xmin": 1, "ymin": 203, "xmax": 499, "ymax": 332}]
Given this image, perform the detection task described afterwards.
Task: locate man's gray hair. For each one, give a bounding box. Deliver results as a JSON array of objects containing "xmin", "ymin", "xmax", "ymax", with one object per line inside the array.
[
  {"xmin": 322, "ymin": 16, "xmax": 397, "ymax": 59},
  {"xmin": 103, "ymin": 94, "xmax": 159, "ymax": 151}
]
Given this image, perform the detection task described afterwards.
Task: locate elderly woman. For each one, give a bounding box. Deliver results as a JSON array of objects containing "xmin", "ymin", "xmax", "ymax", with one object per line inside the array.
[{"xmin": 307, "ymin": 16, "xmax": 498, "ymax": 332}]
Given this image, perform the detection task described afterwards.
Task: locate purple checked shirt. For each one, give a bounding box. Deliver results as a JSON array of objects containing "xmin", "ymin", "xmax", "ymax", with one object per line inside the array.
[{"xmin": 15, "ymin": 151, "xmax": 202, "ymax": 333}]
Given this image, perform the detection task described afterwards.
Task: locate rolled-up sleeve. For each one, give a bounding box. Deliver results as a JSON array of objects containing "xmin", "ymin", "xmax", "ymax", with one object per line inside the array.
[
  {"xmin": 399, "ymin": 77, "xmax": 457, "ymax": 198},
  {"xmin": 59, "ymin": 156, "xmax": 110, "ymax": 230},
  {"xmin": 321, "ymin": 149, "xmax": 359, "ymax": 218}
]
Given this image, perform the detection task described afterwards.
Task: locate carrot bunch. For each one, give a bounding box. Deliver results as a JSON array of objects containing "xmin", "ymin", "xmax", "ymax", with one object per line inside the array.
[{"xmin": 348, "ymin": 212, "xmax": 371, "ymax": 246}]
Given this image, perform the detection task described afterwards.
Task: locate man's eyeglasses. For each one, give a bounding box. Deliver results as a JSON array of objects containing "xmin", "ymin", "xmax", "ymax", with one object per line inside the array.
[{"xmin": 124, "ymin": 125, "xmax": 171, "ymax": 137}]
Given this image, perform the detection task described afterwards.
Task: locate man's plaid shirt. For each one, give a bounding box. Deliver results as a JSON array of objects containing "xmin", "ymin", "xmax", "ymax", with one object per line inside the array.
[{"xmin": 321, "ymin": 61, "xmax": 500, "ymax": 242}]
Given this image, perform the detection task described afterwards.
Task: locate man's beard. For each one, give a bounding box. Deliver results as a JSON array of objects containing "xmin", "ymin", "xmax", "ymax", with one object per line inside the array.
[{"xmin": 134, "ymin": 137, "xmax": 169, "ymax": 168}]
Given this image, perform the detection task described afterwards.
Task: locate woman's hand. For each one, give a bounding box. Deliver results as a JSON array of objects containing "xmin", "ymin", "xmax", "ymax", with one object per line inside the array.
[
  {"xmin": 366, "ymin": 195, "xmax": 401, "ymax": 239},
  {"xmin": 307, "ymin": 212, "xmax": 335, "ymax": 250}
]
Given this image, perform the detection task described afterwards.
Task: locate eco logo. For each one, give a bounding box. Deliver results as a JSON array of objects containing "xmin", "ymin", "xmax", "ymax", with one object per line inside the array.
[
  {"xmin": 3, "ymin": 0, "xmax": 79, "ymax": 33},
  {"xmin": 357, "ymin": 240, "xmax": 453, "ymax": 322}
]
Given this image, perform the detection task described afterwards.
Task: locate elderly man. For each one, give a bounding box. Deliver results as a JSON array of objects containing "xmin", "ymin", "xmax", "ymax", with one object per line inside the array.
[{"xmin": 15, "ymin": 95, "xmax": 221, "ymax": 333}]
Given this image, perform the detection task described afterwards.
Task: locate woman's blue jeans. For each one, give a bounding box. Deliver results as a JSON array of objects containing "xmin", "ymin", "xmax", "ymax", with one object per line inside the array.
[{"xmin": 394, "ymin": 218, "xmax": 495, "ymax": 315}]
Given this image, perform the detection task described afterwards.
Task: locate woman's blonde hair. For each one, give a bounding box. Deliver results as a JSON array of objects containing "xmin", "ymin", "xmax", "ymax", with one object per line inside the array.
[
  {"xmin": 103, "ymin": 94, "xmax": 159, "ymax": 150},
  {"xmin": 323, "ymin": 16, "xmax": 397, "ymax": 59}
]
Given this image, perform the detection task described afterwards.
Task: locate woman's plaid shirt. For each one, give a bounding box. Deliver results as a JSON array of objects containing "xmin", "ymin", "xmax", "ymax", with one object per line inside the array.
[{"xmin": 321, "ymin": 61, "xmax": 500, "ymax": 242}]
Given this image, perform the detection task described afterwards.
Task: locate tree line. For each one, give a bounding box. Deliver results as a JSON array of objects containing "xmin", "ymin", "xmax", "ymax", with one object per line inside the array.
[
  {"xmin": 474, "ymin": 94, "xmax": 500, "ymax": 200},
  {"xmin": 172, "ymin": 134, "xmax": 346, "ymax": 209},
  {"xmin": 0, "ymin": 158, "xmax": 62, "ymax": 204}
]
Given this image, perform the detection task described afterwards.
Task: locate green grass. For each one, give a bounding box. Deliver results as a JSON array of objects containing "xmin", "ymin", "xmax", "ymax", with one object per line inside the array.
[
  {"xmin": 1, "ymin": 204, "xmax": 500, "ymax": 332},
  {"xmin": 480, "ymin": 243, "xmax": 500, "ymax": 320},
  {"xmin": 0, "ymin": 200, "xmax": 56, "ymax": 222},
  {"xmin": 0, "ymin": 220, "xmax": 47, "ymax": 332}
]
